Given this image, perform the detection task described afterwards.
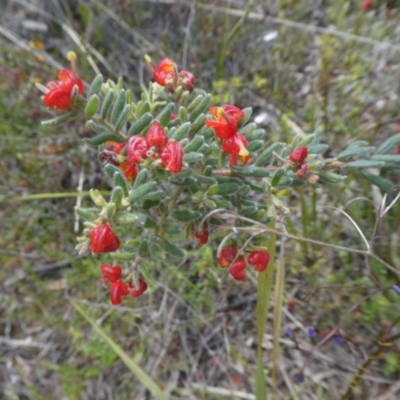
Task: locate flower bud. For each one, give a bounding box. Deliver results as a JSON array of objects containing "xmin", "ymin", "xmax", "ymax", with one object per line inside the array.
[
  {"xmin": 217, "ymin": 245, "xmax": 238, "ymax": 268},
  {"xmin": 289, "ymin": 147, "xmax": 308, "ymax": 165},
  {"xmin": 110, "ymin": 280, "xmax": 129, "ymax": 305},
  {"xmin": 229, "ymin": 257, "xmax": 247, "ymax": 280},
  {"xmin": 145, "ymin": 120, "xmax": 169, "ymax": 148},
  {"xmin": 129, "ymin": 278, "xmax": 148, "ymax": 298},
  {"xmin": 100, "ymin": 264, "xmax": 122, "ymax": 283},
  {"xmin": 159, "ymin": 141, "xmax": 184, "ymax": 173},
  {"xmin": 127, "ymin": 135, "xmax": 150, "ymax": 163},
  {"xmin": 194, "ymin": 229, "xmax": 209, "ymax": 245},
  {"xmin": 90, "ymin": 224, "xmax": 121, "ymax": 253},
  {"xmin": 248, "ymin": 250, "xmax": 270, "ymax": 272},
  {"xmin": 178, "ymin": 70, "xmax": 195, "ymax": 92},
  {"xmin": 153, "ymin": 58, "xmax": 177, "ymax": 86},
  {"xmin": 296, "ymin": 163, "xmax": 308, "ymax": 178}
]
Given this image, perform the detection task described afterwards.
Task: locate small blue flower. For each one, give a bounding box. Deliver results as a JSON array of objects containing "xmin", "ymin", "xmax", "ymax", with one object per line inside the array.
[
  {"xmin": 307, "ymin": 328, "xmax": 316, "ymax": 338},
  {"xmin": 392, "ymin": 285, "xmax": 400, "ymax": 296},
  {"xmin": 295, "ymin": 373, "xmax": 304, "ymax": 383},
  {"xmin": 333, "ymin": 336, "xmax": 343, "ymax": 345},
  {"xmin": 286, "ymin": 328, "xmax": 294, "ymax": 338}
]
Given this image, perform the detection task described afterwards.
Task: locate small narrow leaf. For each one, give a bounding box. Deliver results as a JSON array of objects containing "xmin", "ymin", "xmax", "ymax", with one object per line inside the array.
[
  {"xmin": 215, "ymin": 183, "xmax": 240, "ymax": 195},
  {"xmin": 271, "ymin": 167, "xmax": 285, "ymax": 187},
  {"xmin": 110, "ymin": 252, "xmax": 136, "ymax": 261},
  {"xmin": 183, "ymin": 152, "xmax": 203, "ymax": 163},
  {"xmin": 111, "ymin": 89, "xmax": 127, "ymax": 125},
  {"xmin": 41, "ymin": 112, "xmax": 77, "ymax": 126},
  {"xmin": 85, "ymin": 132, "xmax": 122, "ymax": 146},
  {"xmin": 101, "ymin": 89, "xmax": 114, "ymax": 118},
  {"xmin": 85, "ymin": 94, "xmax": 100, "ymax": 118},
  {"xmin": 129, "ymin": 181, "xmax": 157, "ymax": 203},
  {"xmin": 157, "ymin": 236, "xmax": 184, "ymax": 258},
  {"xmin": 255, "ymin": 143, "xmax": 282, "ymax": 167},
  {"xmin": 156, "ymin": 103, "xmax": 175, "ymax": 127},
  {"xmin": 115, "ymin": 104, "xmax": 132, "ymax": 132},
  {"xmin": 337, "ymin": 146, "xmax": 375, "ymax": 160},
  {"xmin": 87, "ymin": 74, "xmax": 104, "ymax": 98},
  {"xmin": 345, "ymin": 160, "xmax": 385, "ymax": 169},
  {"xmin": 171, "ymin": 209, "xmax": 202, "ymax": 222},
  {"xmin": 190, "ymin": 94, "xmax": 211, "ymax": 122},
  {"xmin": 376, "ymin": 134, "xmax": 400, "ymax": 154},
  {"xmin": 128, "ymin": 113, "xmax": 153, "ymax": 136},
  {"xmin": 361, "ymin": 171, "xmax": 394, "ymax": 192},
  {"xmin": 113, "ymin": 171, "xmax": 129, "ymax": 197},
  {"xmin": 171, "ymin": 122, "xmax": 191, "ymax": 140}
]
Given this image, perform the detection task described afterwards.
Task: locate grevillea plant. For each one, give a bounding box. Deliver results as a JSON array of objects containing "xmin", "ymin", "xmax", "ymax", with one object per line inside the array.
[{"xmin": 38, "ymin": 52, "xmax": 400, "ymax": 396}]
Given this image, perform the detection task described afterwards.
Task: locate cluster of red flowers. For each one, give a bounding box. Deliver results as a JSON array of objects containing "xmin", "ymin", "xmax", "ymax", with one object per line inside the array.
[
  {"xmin": 217, "ymin": 245, "xmax": 270, "ymax": 281},
  {"xmin": 289, "ymin": 147, "xmax": 308, "ymax": 178},
  {"xmin": 108, "ymin": 120, "xmax": 184, "ymax": 182},
  {"xmin": 149, "ymin": 58, "xmax": 195, "ymax": 93},
  {"xmin": 43, "ymin": 52, "xmax": 84, "ymax": 110},
  {"xmin": 101, "ymin": 264, "xmax": 148, "ymax": 305},
  {"xmin": 205, "ymin": 105, "xmax": 250, "ymax": 165}
]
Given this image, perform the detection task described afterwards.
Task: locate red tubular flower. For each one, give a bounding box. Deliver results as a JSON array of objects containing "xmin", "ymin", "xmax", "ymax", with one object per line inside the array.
[
  {"xmin": 129, "ymin": 279, "xmax": 148, "ymax": 298},
  {"xmin": 119, "ymin": 159, "xmax": 138, "ymax": 182},
  {"xmin": 289, "ymin": 147, "xmax": 308, "ymax": 165},
  {"xmin": 101, "ymin": 264, "xmax": 122, "ymax": 283},
  {"xmin": 110, "ymin": 280, "xmax": 130, "ymax": 305},
  {"xmin": 194, "ymin": 229, "xmax": 209, "ymax": 245},
  {"xmin": 248, "ymin": 250, "xmax": 270, "ymax": 272},
  {"xmin": 221, "ymin": 134, "xmax": 249, "ymax": 165},
  {"xmin": 205, "ymin": 105, "xmax": 244, "ymax": 140},
  {"xmin": 43, "ymin": 52, "xmax": 84, "ymax": 110},
  {"xmin": 153, "ymin": 58, "xmax": 177, "ymax": 87},
  {"xmin": 106, "ymin": 141, "xmax": 126, "ymax": 155},
  {"xmin": 297, "ymin": 163, "xmax": 308, "ymax": 178},
  {"xmin": 90, "ymin": 224, "xmax": 121, "ymax": 253},
  {"xmin": 229, "ymin": 257, "xmax": 247, "ymax": 280},
  {"xmin": 145, "ymin": 121, "xmax": 169, "ymax": 148},
  {"xmin": 217, "ymin": 245, "xmax": 238, "ymax": 268},
  {"xmin": 127, "ymin": 135, "xmax": 150, "ymax": 163},
  {"xmin": 159, "ymin": 141, "xmax": 183, "ymax": 173}
]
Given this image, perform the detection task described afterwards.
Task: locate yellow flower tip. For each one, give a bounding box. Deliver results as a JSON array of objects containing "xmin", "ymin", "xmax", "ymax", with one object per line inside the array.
[
  {"xmin": 144, "ymin": 54, "xmax": 152, "ymax": 64},
  {"xmin": 238, "ymin": 148, "xmax": 249, "ymax": 157},
  {"xmin": 216, "ymin": 107, "xmax": 225, "ymax": 118},
  {"xmin": 67, "ymin": 51, "xmax": 77, "ymax": 62}
]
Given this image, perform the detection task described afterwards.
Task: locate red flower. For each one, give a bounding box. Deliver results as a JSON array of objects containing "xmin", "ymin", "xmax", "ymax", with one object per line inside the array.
[
  {"xmin": 170, "ymin": 113, "xmax": 178, "ymax": 120},
  {"xmin": 297, "ymin": 163, "xmax": 308, "ymax": 178},
  {"xmin": 101, "ymin": 264, "xmax": 122, "ymax": 283},
  {"xmin": 153, "ymin": 58, "xmax": 176, "ymax": 87},
  {"xmin": 129, "ymin": 278, "xmax": 148, "ymax": 298},
  {"xmin": 145, "ymin": 121, "xmax": 169, "ymax": 148},
  {"xmin": 361, "ymin": 0, "xmax": 372, "ymax": 10},
  {"xmin": 229, "ymin": 257, "xmax": 247, "ymax": 280},
  {"xmin": 106, "ymin": 141, "xmax": 126, "ymax": 154},
  {"xmin": 194, "ymin": 229, "xmax": 209, "ymax": 245},
  {"xmin": 110, "ymin": 280, "xmax": 130, "ymax": 305},
  {"xmin": 43, "ymin": 52, "xmax": 84, "ymax": 110},
  {"xmin": 289, "ymin": 147, "xmax": 308, "ymax": 165},
  {"xmin": 127, "ymin": 135, "xmax": 149, "ymax": 163},
  {"xmin": 248, "ymin": 250, "xmax": 270, "ymax": 272},
  {"xmin": 90, "ymin": 224, "xmax": 121, "ymax": 253},
  {"xmin": 159, "ymin": 141, "xmax": 183, "ymax": 173},
  {"xmin": 178, "ymin": 70, "xmax": 195, "ymax": 92},
  {"xmin": 221, "ymin": 134, "xmax": 249, "ymax": 165},
  {"xmin": 217, "ymin": 245, "xmax": 238, "ymax": 268},
  {"xmin": 119, "ymin": 159, "xmax": 138, "ymax": 182},
  {"xmin": 205, "ymin": 105, "xmax": 243, "ymax": 139}
]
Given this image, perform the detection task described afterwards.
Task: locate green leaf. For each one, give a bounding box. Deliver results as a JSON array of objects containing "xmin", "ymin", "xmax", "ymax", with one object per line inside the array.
[
  {"xmin": 190, "ymin": 114, "xmax": 206, "ymax": 134},
  {"xmin": 114, "ymin": 210, "xmax": 146, "ymax": 225},
  {"xmin": 183, "ymin": 152, "xmax": 203, "ymax": 163},
  {"xmin": 178, "ymin": 105, "xmax": 188, "ymax": 122},
  {"xmin": 370, "ymin": 154, "xmax": 400, "ymax": 163},
  {"xmin": 247, "ymin": 140, "xmax": 264, "ymax": 152},
  {"xmin": 138, "ymin": 239, "xmax": 148, "ymax": 258},
  {"xmin": 376, "ymin": 134, "xmax": 400, "ymax": 155},
  {"xmin": 161, "ymin": 222, "xmax": 182, "ymax": 234},
  {"xmin": 85, "ymin": 95, "xmax": 100, "ymax": 118},
  {"xmin": 41, "ymin": 112, "xmax": 77, "ymax": 126},
  {"xmin": 104, "ymin": 163, "xmax": 120, "ymax": 179},
  {"xmin": 189, "ymin": 94, "xmax": 211, "ymax": 122},
  {"xmin": 345, "ymin": 160, "xmax": 385, "ymax": 169},
  {"xmin": 111, "ymin": 89, "xmax": 127, "ymax": 125},
  {"xmin": 255, "ymin": 143, "xmax": 282, "ymax": 166},
  {"xmin": 129, "ymin": 182, "xmax": 157, "ymax": 203},
  {"xmin": 184, "ymin": 136, "xmax": 204, "ymax": 153},
  {"xmin": 87, "ymin": 74, "xmax": 104, "ymax": 98},
  {"xmin": 85, "ymin": 132, "xmax": 122, "ymax": 146},
  {"xmin": 115, "ymin": 104, "xmax": 132, "ymax": 132},
  {"xmin": 171, "ymin": 209, "xmax": 202, "ymax": 222},
  {"xmin": 308, "ymin": 144, "xmax": 329, "ymax": 154},
  {"xmin": 215, "ymin": 183, "xmax": 240, "ymax": 195},
  {"xmin": 111, "ymin": 186, "xmax": 123, "ymax": 208},
  {"xmin": 298, "ymin": 134, "xmax": 315, "ymax": 147},
  {"xmin": 134, "ymin": 168, "xmax": 149, "ymax": 188},
  {"xmin": 157, "ymin": 236, "xmax": 184, "ymax": 258},
  {"xmin": 239, "ymin": 107, "xmax": 252, "ymax": 127},
  {"xmin": 319, "ymin": 171, "xmax": 347, "ymax": 183},
  {"xmin": 113, "ymin": 171, "xmax": 129, "ymax": 197},
  {"xmin": 70, "ymin": 301, "xmax": 169, "ymax": 400},
  {"xmin": 360, "ymin": 171, "xmax": 394, "ymax": 192},
  {"xmin": 187, "ymin": 94, "xmax": 204, "ymax": 112},
  {"xmin": 128, "ymin": 113, "xmax": 153, "ymax": 136},
  {"xmin": 239, "ymin": 122, "xmax": 257, "ymax": 136},
  {"xmin": 193, "ymin": 173, "xmax": 217, "ymax": 185},
  {"xmin": 137, "ymin": 101, "xmax": 151, "ymax": 117},
  {"xmin": 110, "ymin": 251, "xmax": 136, "ymax": 261},
  {"xmin": 100, "ymin": 89, "xmax": 114, "ymax": 118},
  {"xmin": 337, "ymin": 146, "xmax": 375, "ymax": 160},
  {"xmin": 246, "ymin": 129, "xmax": 265, "ymax": 141},
  {"xmin": 231, "ymin": 165, "xmax": 270, "ymax": 178},
  {"xmin": 271, "ymin": 167, "xmax": 285, "ymax": 187},
  {"xmin": 171, "ymin": 122, "xmax": 191, "ymax": 141},
  {"xmin": 156, "ymin": 103, "xmax": 175, "ymax": 127},
  {"xmin": 75, "ymin": 207, "xmax": 100, "ymax": 221}
]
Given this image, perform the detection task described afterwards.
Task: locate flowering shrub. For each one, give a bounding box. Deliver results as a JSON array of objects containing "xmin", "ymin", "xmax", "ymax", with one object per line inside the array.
[{"xmin": 38, "ymin": 53, "xmax": 400, "ymax": 309}]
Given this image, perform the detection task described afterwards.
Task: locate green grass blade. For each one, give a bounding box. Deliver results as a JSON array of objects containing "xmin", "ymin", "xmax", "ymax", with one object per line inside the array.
[{"xmin": 70, "ymin": 300, "xmax": 169, "ymax": 400}]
